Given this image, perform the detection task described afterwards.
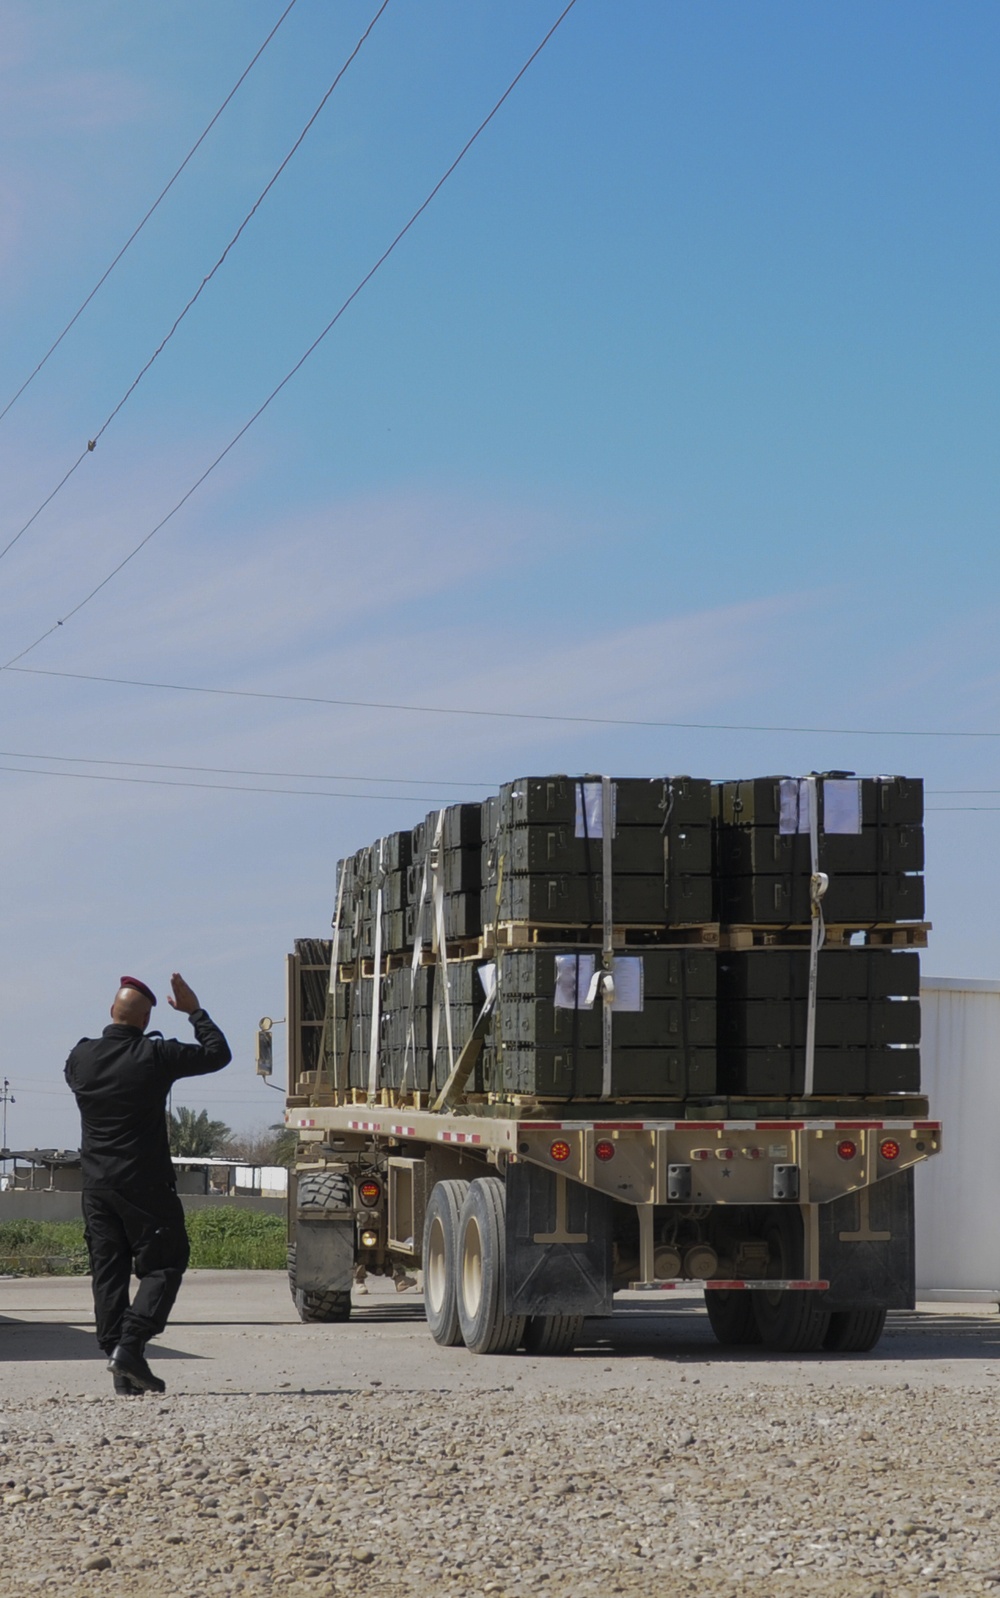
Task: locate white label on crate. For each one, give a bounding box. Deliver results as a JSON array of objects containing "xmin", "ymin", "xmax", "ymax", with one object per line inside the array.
[
  {"xmin": 779, "ymin": 777, "xmax": 862, "ymax": 835},
  {"xmin": 554, "ymin": 952, "xmax": 595, "ymax": 1008},
  {"xmin": 824, "ymin": 778, "xmax": 862, "ymax": 834},
  {"xmin": 553, "ymin": 953, "xmax": 644, "ymax": 1011},
  {"xmin": 575, "ymin": 780, "xmax": 616, "ymax": 840}
]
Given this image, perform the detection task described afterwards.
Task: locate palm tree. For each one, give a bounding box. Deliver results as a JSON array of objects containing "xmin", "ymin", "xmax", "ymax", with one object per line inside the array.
[{"xmin": 168, "ymin": 1106, "xmax": 232, "ymax": 1157}]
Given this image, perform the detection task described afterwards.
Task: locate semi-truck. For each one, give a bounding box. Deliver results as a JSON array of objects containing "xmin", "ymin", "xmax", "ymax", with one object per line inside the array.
[{"xmin": 273, "ymin": 772, "xmax": 939, "ymax": 1356}]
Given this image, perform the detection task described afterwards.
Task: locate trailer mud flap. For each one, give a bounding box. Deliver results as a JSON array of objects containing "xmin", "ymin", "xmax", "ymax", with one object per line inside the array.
[
  {"xmin": 819, "ymin": 1170, "xmax": 914, "ymax": 1311},
  {"xmin": 504, "ymin": 1161, "xmax": 613, "ymax": 1316},
  {"xmin": 296, "ymin": 1220, "xmax": 355, "ymax": 1293}
]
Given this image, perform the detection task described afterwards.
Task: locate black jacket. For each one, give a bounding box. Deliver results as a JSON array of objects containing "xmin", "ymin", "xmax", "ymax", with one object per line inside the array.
[{"xmin": 65, "ymin": 1010, "xmax": 232, "ymax": 1191}]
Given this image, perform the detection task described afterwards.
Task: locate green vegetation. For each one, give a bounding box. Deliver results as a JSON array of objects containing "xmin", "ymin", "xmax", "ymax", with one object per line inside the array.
[
  {"xmin": 0, "ymin": 1218, "xmax": 89, "ymax": 1276},
  {"xmin": 0, "ymin": 1208, "xmax": 286, "ymax": 1276},
  {"xmin": 168, "ymin": 1105, "xmax": 233, "ymax": 1157}
]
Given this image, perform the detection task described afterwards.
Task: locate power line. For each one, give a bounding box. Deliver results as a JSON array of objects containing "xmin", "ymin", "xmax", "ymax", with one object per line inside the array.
[
  {"xmin": 0, "ymin": 0, "xmax": 301, "ymax": 428},
  {"xmin": 7, "ymin": 661, "xmax": 1000, "ymax": 741},
  {"xmin": 0, "ymin": 763, "xmax": 472, "ymax": 803},
  {"xmin": 0, "ymin": 0, "xmax": 391, "ymax": 568},
  {"xmin": 0, "ymin": 0, "xmax": 582, "ymax": 669},
  {"xmin": 0, "ymin": 746, "xmax": 493, "ymax": 787}
]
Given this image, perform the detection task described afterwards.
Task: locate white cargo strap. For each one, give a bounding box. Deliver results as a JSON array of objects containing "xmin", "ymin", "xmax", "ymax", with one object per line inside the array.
[
  {"xmin": 803, "ymin": 775, "xmax": 828, "ymax": 1098},
  {"xmin": 328, "ymin": 862, "xmax": 347, "ymax": 1090},
  {"xmin": 601, "ymin": 774, "xmax": 615, "ymax": 1098},
  {"xmin": 428, "ymin": 811, "xmax": 455, "ymax": 1083},
  {"xmin": 401, "ymin": 841, "xmax": 433, "ymax": 1093},
  {"xmin": 367, "ymin": 839, "xmax": 387, "ymax": 1102}
]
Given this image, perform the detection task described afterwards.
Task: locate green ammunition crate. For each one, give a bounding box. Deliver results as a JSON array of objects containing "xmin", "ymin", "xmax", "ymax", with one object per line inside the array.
[
  {"xmin": 718, "ymin": 998, "xmax": 920, "ymax": 1048},
  {"xmin": 499, "ymin": 947, "xmax": 717, "ymax": 1000},
  {"xmin": 716, "ymin": 775, "xmax": 923, "ymax": 827},
  {"xmin": 500, "ymin": 996, "xmax": 716, "ymax": 1050},
  {"xmin": 496, "ymin": 821, "xmax": 712, "ymax": 877},
  {"xmin": 493, "ymin": 871, "xmax": 714, "ymax": 927},
  {"xmin": 498, "ymin": 1043, "xmax": 717, "ymax": 1099},
  {"xmin": 720, "ymin": 872, "xmax": 924, "ymax": 925},
  {"xmin": 717, "ymin": 824, "xmax": 924, "ymax": 876},
  {"xmin": 717, "ymin": 948, "xmax": 920, "ymax": 999},
  {"xmin": 717, "ymin": 1046, "xmax": 920, "ymax": 1097},
  {"xmin": 498, "ymin": 776, "xmax": 712, "ymax": 828}
]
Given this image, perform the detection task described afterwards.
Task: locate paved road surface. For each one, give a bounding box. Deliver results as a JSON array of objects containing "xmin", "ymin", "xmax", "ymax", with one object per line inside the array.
[{"xmin": 2, "ymin": 1271, "xmax": 998, "ymax": 1398}]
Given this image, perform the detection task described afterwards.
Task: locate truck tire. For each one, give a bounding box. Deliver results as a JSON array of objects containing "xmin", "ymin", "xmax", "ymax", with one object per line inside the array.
[
  {"xmin": 456, "ymin": 1177, "xmax": 527, "ymax": 1356},
  {"xmin": 422, "ymin": 1179, "xmax": 470, "ymax": 1347},
  {"xmin": 824, "ymin": 1307, "xmax": 888, "ymax": 1353},
  {"xmin": 288, "ymin": 1170, "xmax": 353, "ymax": 1324},
  {"xmin": 704, "ymin": 1290, "xmax": 762, "ymax": 1347},
  {"xmin": 522, "ymin": 1315, "xmax": 584, "ymax": 1356},
  {"xmin": 287, "ymin": 1243, "xmax": 352, "ymax": 1324},
  {"xmin": 752, "ymin": 1212, "xmax": 830, "ymax": 1353}
]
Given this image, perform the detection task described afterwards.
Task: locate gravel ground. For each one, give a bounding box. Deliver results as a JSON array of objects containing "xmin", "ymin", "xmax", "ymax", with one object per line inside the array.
[
  {"xmin": 4, "ymin": 1381, "xmax": 1000, "ymax": 1597},
  {"xmin": 3, "ymin": 1276, "xmax": 1000, "ymax": 1596}
]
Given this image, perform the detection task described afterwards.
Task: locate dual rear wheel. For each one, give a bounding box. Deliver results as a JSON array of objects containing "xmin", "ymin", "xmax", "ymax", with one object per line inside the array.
[
  {"xmin": 423, "ymin": 1177, "xmax": 583, "ymax": 1356},
  {"xmin": 704, "ymin": 1211, "xmax": 888, "ymax": 1354}
]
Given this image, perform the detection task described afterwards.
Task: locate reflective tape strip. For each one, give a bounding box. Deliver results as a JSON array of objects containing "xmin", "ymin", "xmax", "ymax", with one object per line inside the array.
[
  {"xmin": 390, "ymin": 1124, "xmax": 416, "ymax": 1137},
  {"xmin": 438, "ymin": 1131, "xmax": 482, "ymax": 1145},
  {"xmin": 295, "ymin": 1118, "xmax": 316, "ymax": 1128},
  {"xmin": 630, "ymin": 1279, "xmax": 831, "ymax": 1292},
  {"xmin": 348, "ymin": 1120, "xmax": 380, "ymax": 1132}
]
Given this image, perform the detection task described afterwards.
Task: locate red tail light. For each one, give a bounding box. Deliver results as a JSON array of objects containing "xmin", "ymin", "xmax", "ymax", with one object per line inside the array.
[
  {"xmin": 358, "ymin": 1179, "xmax": 382, "ymax": 1206},
  {"xmin": 594, "ymin": 1140, "xmax": 615, "ymax": 1162},
  {"xmin": 550, "ymin": 1140, "xmax": 571, "ymax": 1162},
  {"xmin": 880, "ymin": 1139, "xmax": 901, "ymax": 1162},
  {"xmin": 837, "ymin": 1140, "xmax": 858, "ymax": 1161}
]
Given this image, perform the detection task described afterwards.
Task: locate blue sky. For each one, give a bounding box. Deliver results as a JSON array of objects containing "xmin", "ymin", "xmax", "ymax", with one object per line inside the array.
[{"xmin": 0, "ymin": 0, "xmax": 997, "ymax": 1148}]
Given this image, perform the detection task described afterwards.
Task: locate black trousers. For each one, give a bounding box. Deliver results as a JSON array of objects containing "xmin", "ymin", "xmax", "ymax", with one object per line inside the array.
[{"xmin": 82, "ymin": 1186, "xmax": 191, "ymax": 1355}]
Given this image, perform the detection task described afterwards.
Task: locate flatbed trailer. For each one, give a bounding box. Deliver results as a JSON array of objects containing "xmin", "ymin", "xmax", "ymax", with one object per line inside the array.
[
  {"xmin": 284, "ymin": 1090, "xmax": 940, "ymax": 1354},
  {"xmin": 278, "ymin": 771, "xmax": 939, "ymax": 1356}
]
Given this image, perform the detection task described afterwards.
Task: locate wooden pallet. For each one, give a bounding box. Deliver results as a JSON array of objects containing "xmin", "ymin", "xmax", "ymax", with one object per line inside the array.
[
  {"xmin": 719, "ymin": 921, "xmax": 931, "ymax": 951},
  {"xmin": 488, "ymin": 921, "xmax": 720, "ymax": 951}
]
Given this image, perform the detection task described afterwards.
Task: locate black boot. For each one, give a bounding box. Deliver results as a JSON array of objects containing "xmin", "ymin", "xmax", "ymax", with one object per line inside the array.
[
  {"xmin": 107, "ymin": 1345, "xmax": 166, "ymax": 1395},
  {"xmin": 112, "ymin": 1370, "xmax": 142, "ymax": 1397}
]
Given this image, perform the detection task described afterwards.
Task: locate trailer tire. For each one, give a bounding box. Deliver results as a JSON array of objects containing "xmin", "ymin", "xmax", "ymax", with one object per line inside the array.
[
  {"xmin": 422, "ymin": 1179, "xmax": 470, "ymax": 1347},
  {"xmin": 522, "ymin": 1315, "xmax": 584, "ymax": 1356},
  {"xmin": 287, "ymin": 1243, "xmax": 352, "ymax": 1324},
  {"xmin": 704, "ymin": 1290, "xmax": 762, "ymax": 1347},
  {"xmin": 752, "ymin": 1213, "xmax": 830, "ymax": 1353},
  {"xmin": 456, "ymin": 1177, "xmax": 526, "ymax": 1356},
  {"xmin": 823, "ymin": 1306, "xmax": 888, "ymax": 1353}
]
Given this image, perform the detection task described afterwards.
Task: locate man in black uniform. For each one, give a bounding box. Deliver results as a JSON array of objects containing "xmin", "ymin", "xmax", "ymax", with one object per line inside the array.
[{"xmin": 65, "ymin": 972, "xmax": 231, "ymax": 1395}]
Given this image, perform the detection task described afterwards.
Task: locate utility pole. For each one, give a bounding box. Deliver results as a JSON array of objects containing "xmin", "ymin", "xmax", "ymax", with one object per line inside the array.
[{"xmin": 1, "ymin": 1078, "xmax": 14, "ymax": 1169}]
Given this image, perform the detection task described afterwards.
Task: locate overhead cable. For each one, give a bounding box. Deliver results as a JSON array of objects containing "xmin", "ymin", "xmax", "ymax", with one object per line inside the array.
[
  {"xmin": 0, "ymin": 763, "xmax": 470, "ymax": 802},
  {"xmin": 0, "ymin": 0, "xmax": 301, "ymax": 428},
  {"xmin": 0, "ymin": 0, "xmax": 391, "ymax": 568},
  {"xmin": 0, "ymin": 746, "xmax": 493, "ymax": 786},
  {"xmin": 7, "ymin": 662, "xmax": 1000, "ymax": 741},
  {"xmin": 0, "ymin": 0, "xmax": 581, "ymax": 669}
]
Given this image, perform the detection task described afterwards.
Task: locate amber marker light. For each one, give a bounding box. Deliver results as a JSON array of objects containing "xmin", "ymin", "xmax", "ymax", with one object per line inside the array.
[
  {"xmin": 880, "ymin": 1139, "xmax": 901, "ymax": 1162},
  {"xmin": 358, "ymin": 1179, "xmax": 382, "ymax": 1206},
  {"xmin": 550, "ymin": 1140, "xmax": 572, "ymax": 1162}
]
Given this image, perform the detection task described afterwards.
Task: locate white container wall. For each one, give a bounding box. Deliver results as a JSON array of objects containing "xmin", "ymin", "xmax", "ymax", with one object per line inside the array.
[{"xmin": 915, "ymin": 978, "xmax": 1000, "ymax": 1295}]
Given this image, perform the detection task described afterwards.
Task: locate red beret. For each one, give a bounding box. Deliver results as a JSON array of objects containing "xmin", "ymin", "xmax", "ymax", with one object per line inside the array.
[{"xmin": 120, "ymin": 975, "xmax": 157, "ymax": 1006}]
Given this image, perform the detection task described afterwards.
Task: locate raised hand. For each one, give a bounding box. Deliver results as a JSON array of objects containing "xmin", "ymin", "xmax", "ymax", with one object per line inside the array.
[{"xmin": 167, "ymin": 972, "xmax": 199, "ymax": 1013}]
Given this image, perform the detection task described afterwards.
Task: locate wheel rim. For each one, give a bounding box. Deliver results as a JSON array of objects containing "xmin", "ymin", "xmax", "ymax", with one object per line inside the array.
[
  {"xmin": 461, "ymin": 1214, "xmax": 484, "ymax": 1320},
  {"xmin": 426, "ymin": 1215, "xmax": 447, "ymax": 1316}
]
